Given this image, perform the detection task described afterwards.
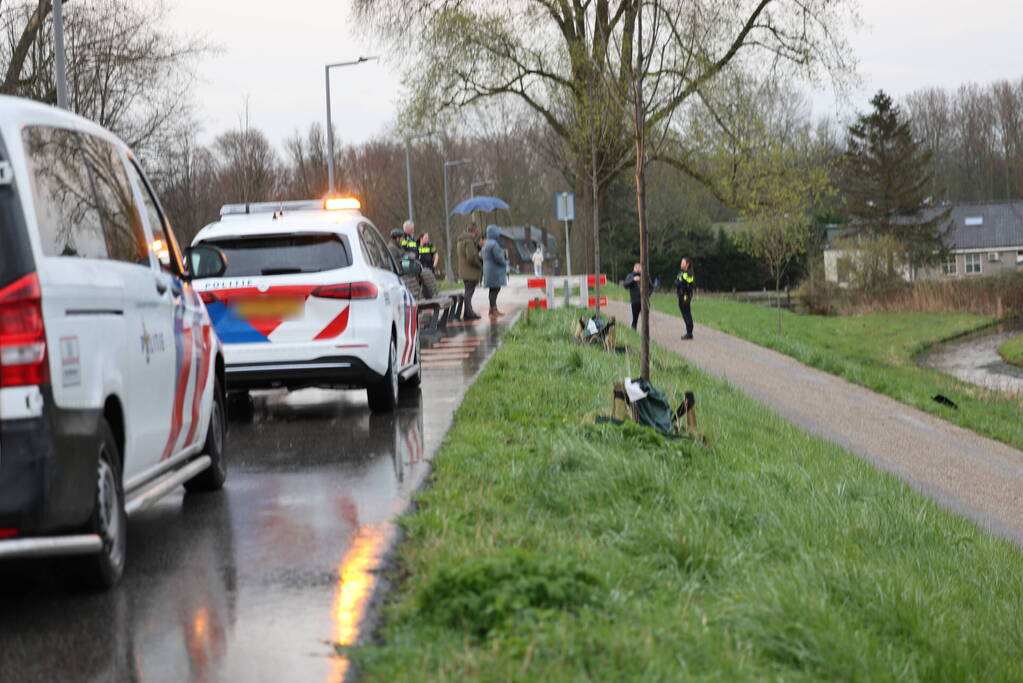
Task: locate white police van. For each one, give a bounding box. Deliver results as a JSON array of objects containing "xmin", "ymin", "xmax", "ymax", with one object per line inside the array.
[
  {"xmin": 190, "ymin": 197, "xmax": 420, "ymax": 412},
  {"xmin": 0, "ymin": 96, "xmax": 229, "ymax": 588}
]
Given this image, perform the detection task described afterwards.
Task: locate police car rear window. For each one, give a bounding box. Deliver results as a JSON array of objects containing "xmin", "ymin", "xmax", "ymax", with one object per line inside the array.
[{"xmin": 205, "ymin": 234, "xmax": 352, "ymax": 277}]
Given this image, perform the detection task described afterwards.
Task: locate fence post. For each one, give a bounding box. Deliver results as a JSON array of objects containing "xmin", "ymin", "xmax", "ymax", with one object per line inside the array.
[
  {"xmin": 581, "ymin": 275, "xmax": 589, "ymax": 310},
  {"xmin": 546, "ymin": 279, "xmax": 554, "ymax": 309}
]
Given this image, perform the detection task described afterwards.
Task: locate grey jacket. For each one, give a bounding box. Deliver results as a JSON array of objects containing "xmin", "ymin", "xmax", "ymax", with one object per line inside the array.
[{"xmin": 481, "ymin": 225, "xmax": 508, "ymax": 288}]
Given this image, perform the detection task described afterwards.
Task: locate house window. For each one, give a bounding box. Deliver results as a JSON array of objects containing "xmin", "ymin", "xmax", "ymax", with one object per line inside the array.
[
  {"xmin": 1017, "ymin": 250, "xmax": 1023, "ymax": 264},
  {"xmin": 942, "ymin": 255, "xmax": 957, "ymax": 276},
  {"xmin": 965, "ymin": 253, "xmax": 982, "ymax": 274},
  {"xmin": 988, "ymin": 251, "xmax": 1001, "ymax": 263}
]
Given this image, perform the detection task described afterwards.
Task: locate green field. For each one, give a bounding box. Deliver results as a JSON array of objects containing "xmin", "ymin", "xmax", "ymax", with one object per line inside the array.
[
  {"xmin": 605, "ymin": 285, "xmax": 1023, "ymax": 451},
  {"xmin": 349, "ymin": 310, "xmax": 1023, "ymax": 681},
  {"xmin": 999, "ymin": 333, "xmax": 1023, "ymax": 367}
]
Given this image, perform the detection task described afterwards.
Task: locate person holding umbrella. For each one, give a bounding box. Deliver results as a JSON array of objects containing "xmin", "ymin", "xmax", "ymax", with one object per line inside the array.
[{"xmin": 481, "ymin": 225, "xmax": 508, "ymax": 319}]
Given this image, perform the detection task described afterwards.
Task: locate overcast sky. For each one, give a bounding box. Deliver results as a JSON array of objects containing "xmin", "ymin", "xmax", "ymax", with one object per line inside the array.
[{"xmin": 166, "ymin": 0, "xmax": 1023, "ymax": 149}]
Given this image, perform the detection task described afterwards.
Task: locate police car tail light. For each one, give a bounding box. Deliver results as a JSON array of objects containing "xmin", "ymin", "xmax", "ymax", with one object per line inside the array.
[
  {"xmin": 199, "ymin": 291, "xmax": 217, "ymax": 304},
  {"xmin": 312, "ymin": 282, "xmax": 378, "ymax": 300},
  {"xmin": 0, "ymin": 272, "xmax": 49, "ymax": 386}
]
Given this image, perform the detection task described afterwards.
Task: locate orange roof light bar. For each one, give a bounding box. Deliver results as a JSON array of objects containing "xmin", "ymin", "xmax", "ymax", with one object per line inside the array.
[{"xmin": 324, "ymin": 197, "xmax": 361, "ymax": 211}]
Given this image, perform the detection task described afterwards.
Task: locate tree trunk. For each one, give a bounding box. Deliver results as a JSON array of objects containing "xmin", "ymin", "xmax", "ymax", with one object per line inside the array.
[
  {"xmin": 775, "ymin": 272, "xmax": 783, "ymax": 335},
  {"xmin": 592, "ymin": 145, "xmax": 601, "ymax": 315},
  {"xmin": 634, "ymin": 4, "xmax": 650, "ymax": 381}
]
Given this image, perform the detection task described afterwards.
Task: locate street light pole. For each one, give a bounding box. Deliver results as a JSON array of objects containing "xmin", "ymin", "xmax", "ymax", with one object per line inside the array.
[
  {"xmin": 52, "ymin": 0, "xmax": 69, "ymax": 110},
  {"xmin": 403, "ymin": 131, "xmax": 432, "ymax": 222},
  {"xmin": 325, "ymin": 56, "xmax": 378, "ymax": 193},
  {"xmin": 443, "ymin": 159, "xmax": 471, "ymax": 282}
]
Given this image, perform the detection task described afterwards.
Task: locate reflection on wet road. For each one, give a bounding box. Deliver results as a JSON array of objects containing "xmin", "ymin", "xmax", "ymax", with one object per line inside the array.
[{"xmin": 0, "ymin": 316, "xmax": 514, "ymax": 682}]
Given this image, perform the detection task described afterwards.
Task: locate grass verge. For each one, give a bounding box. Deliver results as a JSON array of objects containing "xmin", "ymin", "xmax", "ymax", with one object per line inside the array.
[
  {"xmin": 604, "ymin": 285, "xmax": 1023, "ymax": 451},
  {"xmin": 349, "ymin": 309, "xmax": 1023, "ymax": 681},
  {"xmin": 999, "ymin": 333, "xmax": 1023, "ymax": 367}
]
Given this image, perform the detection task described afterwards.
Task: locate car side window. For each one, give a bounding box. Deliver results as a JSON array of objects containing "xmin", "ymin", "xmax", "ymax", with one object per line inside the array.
[
  {"xmin": 128, "ymin": 158, "xmax": 181, "ymax": 275},
  {"xmin": 78, "ymin": 133, "xmax": 149, "ymax": 265},
  {"xmin": 363, "ymin": 223, "xmax": 397, "ymax": 273},
  {"xmin": 357, "ymin": 225, "xmax": 383, "ymax": 269},
  {"xmin": 21, "ymin": 126, "xmax": 107, "ymax": 259}
]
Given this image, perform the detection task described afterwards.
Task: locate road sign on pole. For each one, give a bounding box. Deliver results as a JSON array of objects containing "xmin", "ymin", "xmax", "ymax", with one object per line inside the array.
[{"xmin": 556, "ymin": 192, "xmax": 575, "ymax": 277}]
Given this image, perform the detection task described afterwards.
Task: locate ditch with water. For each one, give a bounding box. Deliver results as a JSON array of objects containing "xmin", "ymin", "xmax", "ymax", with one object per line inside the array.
[{"xmin": 918, "ymin": 322, "xmax": 1023, "ymax": 395}]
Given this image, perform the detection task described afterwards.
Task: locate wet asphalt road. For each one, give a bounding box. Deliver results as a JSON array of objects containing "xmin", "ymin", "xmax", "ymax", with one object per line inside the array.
[{"xmin": 0, "ymin": 313, "xmax": 515, "ymax": 683}]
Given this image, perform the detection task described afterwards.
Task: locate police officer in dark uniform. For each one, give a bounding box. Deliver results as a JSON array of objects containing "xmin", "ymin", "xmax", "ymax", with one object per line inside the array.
[
  {"xmin": 675, "ymin": 258, "xmax": 695, "ymax": 340},
  {"xmin": 400, "ymin": 220, "xmax": 419, "ymax": 256},
  {"xmin": 418, "ymin": 232, "xmax": 439, "ymax": 271}
]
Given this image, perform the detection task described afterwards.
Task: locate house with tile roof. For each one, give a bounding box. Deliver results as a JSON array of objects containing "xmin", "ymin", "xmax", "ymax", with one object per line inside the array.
[{"xmin": 824, "ymin": 200, "xmax": 1023, "ymax": 283}]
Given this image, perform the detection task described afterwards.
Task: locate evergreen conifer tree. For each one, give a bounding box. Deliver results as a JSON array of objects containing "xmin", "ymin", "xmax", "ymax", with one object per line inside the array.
[{"xmin": 841, "ymin": 90, "xmax": 948, "ymax": 272}]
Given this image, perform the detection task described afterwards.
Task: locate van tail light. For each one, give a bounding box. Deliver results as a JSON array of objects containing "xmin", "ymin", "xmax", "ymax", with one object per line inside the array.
[
  {"xmin": 0, "ymin": 272, "xmax": 49, "ymax": 387},
  {"xmin": 312, "ymin": 282, "xmax": 378, "ymax": 300},
  {"xmin": 199, "ymin": 291, "xmax": 217, "ymax": 304}
]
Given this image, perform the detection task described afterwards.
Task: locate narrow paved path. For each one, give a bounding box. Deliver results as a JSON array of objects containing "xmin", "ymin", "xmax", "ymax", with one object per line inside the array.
[{"xmin": 606, "ymin": 301, "xmax": 1023, "ymax": 547}]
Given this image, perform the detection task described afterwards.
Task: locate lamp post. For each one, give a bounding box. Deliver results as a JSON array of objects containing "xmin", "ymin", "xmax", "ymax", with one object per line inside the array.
[
  {"xmin": 443, "ymin": 159, "xmax": 471, "ymax": 282},
  {"xmin": 470, "ymin": 180, "xmax": 493, "ymax": 197},
  {"xmin": 52, "ymin": 0, "xmax": 69, "ymax": 110},
  {"xmin": 403, "ymin": 131, "xmax": 433, "ymax": 222},
  {"xmin": 325, "ymin": 56, "xmax": 378, "ymax": 193}
]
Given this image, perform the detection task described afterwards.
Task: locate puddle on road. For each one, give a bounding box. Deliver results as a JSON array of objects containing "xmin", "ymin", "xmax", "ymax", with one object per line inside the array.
[{"xmin": 919, "ymin": 323, "xmax": 1023, "ymax": 395}]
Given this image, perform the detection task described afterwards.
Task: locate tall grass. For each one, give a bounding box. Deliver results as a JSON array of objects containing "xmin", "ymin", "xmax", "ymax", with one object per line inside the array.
[
  {"xmin": 847, "ymin": 273, "xmax": 1023, "ymax": 318},
  {"xmin": 350, "ymin": 310, "xmax": 1023, "ymax": 681}
]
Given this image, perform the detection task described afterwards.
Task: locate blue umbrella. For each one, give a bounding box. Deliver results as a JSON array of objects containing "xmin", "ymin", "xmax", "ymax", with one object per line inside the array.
[{"xmin": 449, "ymin": 195, "xmax": 510, "ymax": 216}]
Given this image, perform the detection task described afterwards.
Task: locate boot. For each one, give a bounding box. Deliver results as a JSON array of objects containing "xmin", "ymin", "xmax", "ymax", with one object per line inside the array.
[{"xmin": 489, "ymin": 307, "xmax": 505, "ymax": 317}]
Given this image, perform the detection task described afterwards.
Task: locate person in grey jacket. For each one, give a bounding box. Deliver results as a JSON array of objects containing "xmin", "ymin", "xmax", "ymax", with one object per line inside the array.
[{"xmin": 481, "ymin": 225, "xmax": 508, "ymax": 318}]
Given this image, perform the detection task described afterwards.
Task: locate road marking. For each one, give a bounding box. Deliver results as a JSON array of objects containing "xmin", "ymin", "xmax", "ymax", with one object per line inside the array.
[{"xmin": 422, "ymin": 360, "xmax": 466, "ymax": 367}]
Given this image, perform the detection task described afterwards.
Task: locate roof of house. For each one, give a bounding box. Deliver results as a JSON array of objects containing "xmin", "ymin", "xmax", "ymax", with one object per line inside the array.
[
  {"xmin": 824, "ymin": 200, "xmax": 1023, "ymax": 251},
  {"xmin": 490, "ymin": 225, "xmax": 559, "ymax": 261},
  {"xmin": 939, "ymin": 201, "xmax": 1023, "ymax": 250}
]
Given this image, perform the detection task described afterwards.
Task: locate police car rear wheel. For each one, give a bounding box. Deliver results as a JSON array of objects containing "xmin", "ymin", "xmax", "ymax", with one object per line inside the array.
[
  {"xmin": 75, "ymin": 419, "xmax": 126, "ymax": 590},
  {"xmin": 367, "ymin": 337, "xmax": 398, "ymax": 412},
  {"xmin": 184, "ymin": 377, "xmax": 227, "ymax": 492}
]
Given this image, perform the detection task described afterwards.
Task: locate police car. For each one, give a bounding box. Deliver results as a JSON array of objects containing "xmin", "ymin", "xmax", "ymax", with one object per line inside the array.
[
  {"xmin": 190, "ymin": 198, "xmax": 421, "ymax": 412},
  {"xmin": 0, "ymin": 96, "xmax": 229, "ymax": 588}
]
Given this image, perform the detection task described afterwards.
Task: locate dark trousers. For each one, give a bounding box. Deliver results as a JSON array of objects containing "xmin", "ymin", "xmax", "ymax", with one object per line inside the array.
[
  {"xmin": 679, "ymin": 297, "xmax": 693, "ymax": 336},
  {"xmin": 488, "ymin": 287, "xmax": 500, "ymax": 308},
  {"xmin": 463, "ymin": 279, "xmax": 478, "ymax": 317},
  {"xmin": 630, "ymin": 301, "xmax": 641, "ymax": 329}
]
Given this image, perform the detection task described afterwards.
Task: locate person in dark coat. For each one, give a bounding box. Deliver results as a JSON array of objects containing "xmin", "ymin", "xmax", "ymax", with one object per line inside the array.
[
  {"xmin": 480, "ymin": 225, "xmax": 508, "ymax": 318},
  {"xmin": 456, "ymin": 223, "xmax": 483, "ymax": 320},
  {"xmin": 675, "ymin": 257, "xmax": 695, "ymax": 339},
  {"xmin": 622, "ymin": 262, "xmax": 647, "ymax": 330}
]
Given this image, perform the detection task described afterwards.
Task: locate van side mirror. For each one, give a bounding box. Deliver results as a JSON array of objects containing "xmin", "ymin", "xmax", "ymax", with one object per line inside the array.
[{"xmin": 184, "ymin": 244, "xmax": 228, "ymax": 279}]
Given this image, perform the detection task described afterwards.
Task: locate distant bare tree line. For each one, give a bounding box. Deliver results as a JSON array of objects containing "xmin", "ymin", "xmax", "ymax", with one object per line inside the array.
[
  {"xmin": 143, "ymin": 112, "xmax": 568, "ymax": 271},
  {"xmin": 905, "ymin": 78, "xmax": 1023, "ymax": 203}
]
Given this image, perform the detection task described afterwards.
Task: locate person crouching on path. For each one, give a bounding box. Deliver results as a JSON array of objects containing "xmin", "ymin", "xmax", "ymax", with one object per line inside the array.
[
  {"xmin": 623, "ymin": 262, "xmax": 646, "ymax": 330},
  {"xmin": 456, "ymin": 223, "xmax": 483, "ymax": 320},
  {"xmin": 481, "ymin": 225, "xmax": 508, "ymax": 319},
  {"xmin": 675, "ymin": 258, "xmax": 695, "ymax": 339}
]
